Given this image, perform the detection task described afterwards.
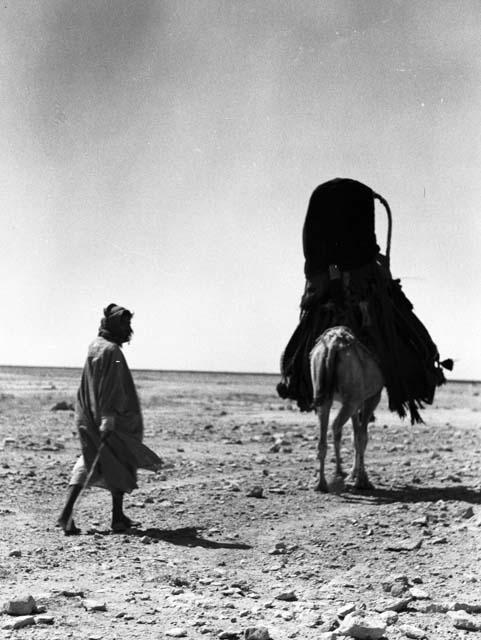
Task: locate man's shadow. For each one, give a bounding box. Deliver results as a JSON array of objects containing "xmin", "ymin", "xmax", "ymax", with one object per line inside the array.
[{"xmin": 126, "ymin": 526, "xmax": 252, "ymax": 550}]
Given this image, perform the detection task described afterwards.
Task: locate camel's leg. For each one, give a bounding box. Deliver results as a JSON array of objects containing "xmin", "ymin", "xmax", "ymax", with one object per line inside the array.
[
  {"xmin": 349, "ymin": 392, "xmax": 381, "ymax": 489},
  {"xmin": 349, "ymin": 411, "xmax": 360, "ymax": 483},
  {"xmin": 349, "ymin": 411, "xmax": 372, "ymax": 489},
  {"xmin": 330, "ymin": 399, "xmax": 357, "ymax": 482},
  {"xmin": 315, "ymin": 401, "xmax": 331, "ymax": 492}
]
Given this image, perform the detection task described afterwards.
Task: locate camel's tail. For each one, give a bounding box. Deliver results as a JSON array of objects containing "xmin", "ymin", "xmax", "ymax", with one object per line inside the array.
[{"xmin": 311, "ymin": 338, "xmax": 339, "ymax": 407}]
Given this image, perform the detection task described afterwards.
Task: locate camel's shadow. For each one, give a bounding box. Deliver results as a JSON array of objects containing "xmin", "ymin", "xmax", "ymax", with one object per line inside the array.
[{"xmin": 338, "ymin": 483, "xmax": 481, "ymax": 505}]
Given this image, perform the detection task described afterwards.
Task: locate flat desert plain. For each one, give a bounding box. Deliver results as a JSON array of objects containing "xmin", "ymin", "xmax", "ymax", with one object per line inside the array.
[{"xmin": 0, "ymin": 366, "xmax": 481, "ymax": 639}]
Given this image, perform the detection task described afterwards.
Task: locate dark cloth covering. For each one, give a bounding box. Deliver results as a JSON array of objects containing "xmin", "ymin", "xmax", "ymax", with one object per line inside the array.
[
  {"xmin": 278, "ymin": 178, "xmax": 447, "ymax": 424},
  {"xmin": 98, "ymin": 303, "xmax": 133, "ymax": 345},
  {"xmin": 303, "ymin": 178, "xmax": 380, "ymax": 277}
]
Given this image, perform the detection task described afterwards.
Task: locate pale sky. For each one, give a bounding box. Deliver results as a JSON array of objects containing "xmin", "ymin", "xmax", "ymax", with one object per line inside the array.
[{"xmin": 1, "ymin": 1, "xmax": 480, "ymax": 379}]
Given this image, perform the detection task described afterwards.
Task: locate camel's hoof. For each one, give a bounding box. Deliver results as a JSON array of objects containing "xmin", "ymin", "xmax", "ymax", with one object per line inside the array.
[
  {"xmin": 314, "ymin": 480, "xmax": 329, "ymax": 493},
  {"xmin": 64, "ymin": 527, "xmax": 82, "ymax": 536},
  {"xmin": 57, "ymin": 518, "xmax": 81, "ymax": 536}
]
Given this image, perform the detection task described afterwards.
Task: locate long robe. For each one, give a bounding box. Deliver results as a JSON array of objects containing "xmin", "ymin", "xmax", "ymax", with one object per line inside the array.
[{"xmin": 71, "ymin": 337, "xmax": 162, "ymax": 493}]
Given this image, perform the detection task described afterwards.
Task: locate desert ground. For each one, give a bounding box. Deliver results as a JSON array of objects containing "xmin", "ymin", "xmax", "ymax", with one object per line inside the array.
[{"xmin": 0, "ymin": 365, "xmax": 480, "ymax": 639}]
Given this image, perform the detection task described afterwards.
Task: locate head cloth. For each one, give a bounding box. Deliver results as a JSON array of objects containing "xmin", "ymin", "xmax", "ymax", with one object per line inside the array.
[{"xmin": 98, "ymin": 303, "xmax": 133, "ymax": 345}]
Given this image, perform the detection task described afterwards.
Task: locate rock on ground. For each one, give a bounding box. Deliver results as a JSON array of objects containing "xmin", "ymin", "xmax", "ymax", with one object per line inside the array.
[
  {"xmin": 2, "ymin": 615, "xmax": 36, "ymax": 630},
  {"xmin": 275, "ymin": 590, "xmax": 297, "ymax": 602},
  {"xmin": 165, "ymin": 628, "xmax": 188, "ymax": 638},
  {"xmin": 337, "ymin": 613, "xmax": 387, "ymax": 639},
  {"xmin": 399, "ymin": 623, "xmax": 426, "ymax": 639},
  {"xmin": 447, "ymin": 610, "xmax": 481, "ymax": 631},
  {"xmin": 244, "ymin": 628, "xmax": 271, "ymax": 640},
  {"xmin": 82, "ymin": 599, "xmax": 107, "ymax": 612},
  {"xmin": 2, "ymin": 595, "xmax": 37, "ymax": 616}
]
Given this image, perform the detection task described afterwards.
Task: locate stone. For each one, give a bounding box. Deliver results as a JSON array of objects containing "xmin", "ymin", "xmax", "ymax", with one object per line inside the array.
[
  {"xmin": 317, "ymin": 614, "xmax": 339, "ymax": 633},
  {"xmin": 275, "ymin": 590, "xmax": 297, "ymax": 602},
  {"xmin": 244, "ymin": 627, "xmax": 271, "ymax": 640},
  {"xmin": 51, "ymin": 401, "xmax": 75, "ymax": 411},
  {"xmin": 61, "ymin": 589, "xmax": 84, "ymax": 597},
  {"xmin": 411, "ymin": 516, "xmax": 428, "ymax": 526},
  {"xmin": 458, "ymin": 506, "xmax": 474, "ymax": 519},
  {"xmin": 268, "ymin": 542, "xmax": 287, "ymax": 555},
  {"xmin": 414, "ymin": 602, "xmax": 449, "ymax": 614},
  {"xmin": 381, "ymin": 574, "xmax": 408, "ymax": 592},
  {"xmin": 390, "ymin": 582, "xmax": 408, "ymax": 597},
  {"xmin": 449, "ymin": 600, "xmax": 481, "ymax": 614},
  {"xmin": 246, "ymin": 486, "xmax": 264, "ymax": 498},
  {"xmin": 379, "ymin": 610, "xmax": 398, "ymax": 625},
  {"xmin": 83, "ymin": 599, "xmax": 107, "ymax": 611},
  {"xmin": 3, "ymin": 595, "xmax": 37, "ymax": 615},
  {"xmin": 219, "ymin": 632, "xmax": 239, "ymax": 639},
  {"xmin": 337, "ymin": 602, "xmax": 356, "ymax": 618},
  {"xmin": 375, "ymin": 596, "xmax": 412, "ymax": 613},
  {"xmin": 35, "ymin": 614, "xmax": 55, "ymax": 624},
  {"xmin": 399, "ymin": 624, "xmax": 426, "ymax": 638},
  {"xmin": 447, "ymin": 610, "xmax": 481, "ymax": 631},
  {"xmin": 337, "ymin": 613, "xmax": 386, "ymax": 639},
  {"xmin": 409, "ymin": 587, "xmax": 429, "ymax": 599},
  {"xmin": 385, "ymin": 539, "xmax": 422, "ymax": 551},
  {"xmin": 166, "ymin": 629, "xmax": 188, "ymax": 638},
  {"xmin": 8, "ymin": 549, "xmax": 22, "ymax": 558},
  {"xmin": 2, "ymin": 615, "xmax": 36, "ymax": 629},
  {"xmin": 303, "ymin": 613, "xmax": 324, "ymax": 628}
]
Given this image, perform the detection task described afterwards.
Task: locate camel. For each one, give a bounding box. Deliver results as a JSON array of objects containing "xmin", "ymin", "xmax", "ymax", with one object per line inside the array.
[{"xmin": 310, "ymin": 326, "xmax": 384, "ymax": 492}]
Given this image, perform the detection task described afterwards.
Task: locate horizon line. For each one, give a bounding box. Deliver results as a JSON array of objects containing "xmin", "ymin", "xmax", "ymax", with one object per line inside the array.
[
  {"xmin": 0, "ymin": 363, "xmax": 278, "ymax": 377},
  {"xmin": 0, "ymin": 363, "xmax": 478, "ymax": 384}
]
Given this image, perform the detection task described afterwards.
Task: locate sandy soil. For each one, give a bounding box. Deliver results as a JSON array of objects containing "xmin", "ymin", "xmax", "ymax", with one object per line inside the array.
[{"xmin": 1, "ymin": 366, "xmax": 481, "ymax": 639}]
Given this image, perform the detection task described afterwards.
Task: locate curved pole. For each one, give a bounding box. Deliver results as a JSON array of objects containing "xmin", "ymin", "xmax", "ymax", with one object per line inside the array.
[{"xmin": 374, "ymin": 193, "xmax": 392, "ymax": 267}]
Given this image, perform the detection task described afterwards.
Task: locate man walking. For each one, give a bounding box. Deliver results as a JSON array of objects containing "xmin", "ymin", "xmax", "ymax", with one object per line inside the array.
[{"xmin": 57, "ymin": 304, "xmax": 162, "ymax": 535}]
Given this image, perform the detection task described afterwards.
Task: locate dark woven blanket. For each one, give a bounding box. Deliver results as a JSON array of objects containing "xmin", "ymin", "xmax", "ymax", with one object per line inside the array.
[
  {"xmin": 278, "ymin": 258, "xmax": 445, "ymax": 423},
  {"xmin": 278, "ymin": 178, "xmax": 447, "ymax": 424}
]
